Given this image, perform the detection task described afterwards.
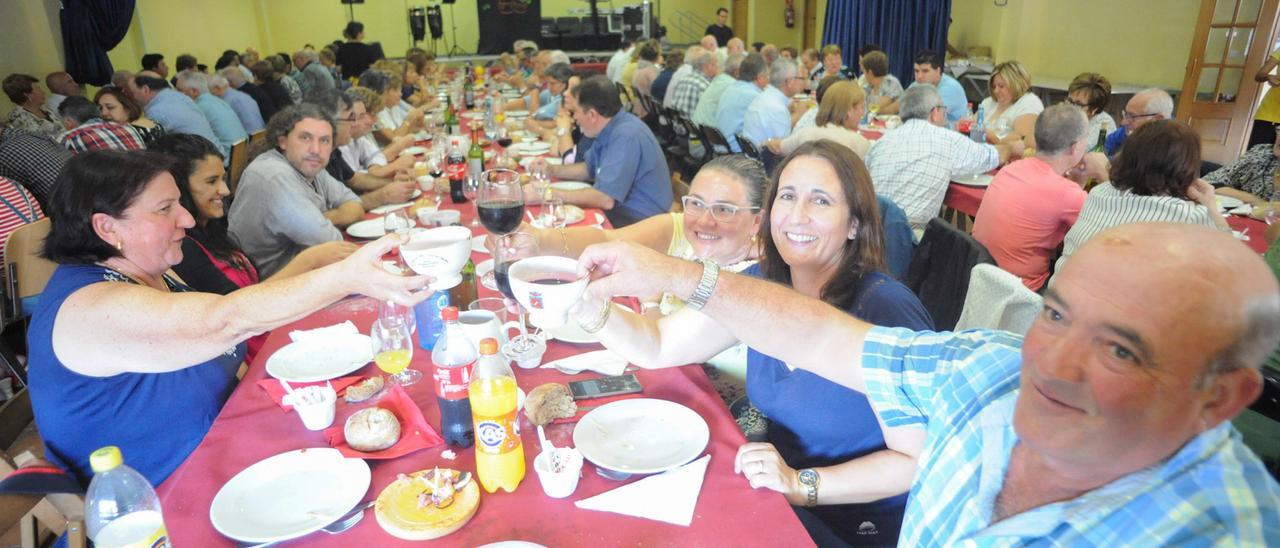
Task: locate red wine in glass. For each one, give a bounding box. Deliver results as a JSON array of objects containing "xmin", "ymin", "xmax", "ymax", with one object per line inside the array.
[
  {"xmin": 496, "ymin": 137, "xmax": 513, "ymax": 148},
  {"xmin": 478, "ymin": 199, "xmax": 524, "ymax": 234},
  {"xmin": 494, "ymin": 261, "xmax": 516, "ymax": 299}
]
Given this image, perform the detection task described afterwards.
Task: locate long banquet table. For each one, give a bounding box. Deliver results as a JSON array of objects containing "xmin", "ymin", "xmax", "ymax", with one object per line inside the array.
[{"xmin": 155, "ymin": 197, "xmax": 813, "ymax": 546}]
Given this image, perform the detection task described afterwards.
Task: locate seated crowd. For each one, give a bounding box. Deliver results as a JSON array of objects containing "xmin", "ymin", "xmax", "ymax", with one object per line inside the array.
[{"xmin": 0, "ymin": 24, "xmax": 1277, "ymax": 548}]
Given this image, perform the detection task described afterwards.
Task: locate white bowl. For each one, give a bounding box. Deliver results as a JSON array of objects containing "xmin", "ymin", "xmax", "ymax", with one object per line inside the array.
[
  {"xmin": 399, "ymin": 226, "xmax": 473, "ymax": 290},
  {"xmin": 507, "ymin": 256, "xmax": 588, "ymax": 329}
]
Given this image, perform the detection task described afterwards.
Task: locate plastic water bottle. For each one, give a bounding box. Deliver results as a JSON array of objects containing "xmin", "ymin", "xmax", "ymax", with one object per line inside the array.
[
  {"xmin": 470, "ymin": 338, "xmax": 525, "ymax": 493},
  {"xmin": 85, "ymin": 446, "xmax": 171, "ymax": 548},
  {"xmin": 413, "ymin": 290, "xmax": 451, "ymax": 350},
  {"xmin": 970, "ymin": 105, "xmax": 986, "ymax": 143},
  {"xmin": 431, "ymin": 306, "xmax": 476, "ymax": 448}
]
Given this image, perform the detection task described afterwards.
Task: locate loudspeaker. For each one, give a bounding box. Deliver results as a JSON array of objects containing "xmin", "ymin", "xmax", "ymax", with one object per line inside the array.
[
  {"xmin": 427, "ymin": 6, "xmax": 444, "ymax": 39},
  {"xmin": 409, "ymin": 7, "xmax": 427, "ymax": 42},
  {"xmin": 442, "ymin": 0, "xmax": 455, "ymax": 4},
  {"xmin": 340, "ymin": 0, "xmax": 364, "ymax": 4}
]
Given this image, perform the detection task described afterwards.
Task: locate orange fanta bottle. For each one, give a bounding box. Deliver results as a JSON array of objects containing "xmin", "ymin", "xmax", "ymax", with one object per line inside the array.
[{"xmin": 470, "ymin": 338, "xmax": 525, "ymax": 492}]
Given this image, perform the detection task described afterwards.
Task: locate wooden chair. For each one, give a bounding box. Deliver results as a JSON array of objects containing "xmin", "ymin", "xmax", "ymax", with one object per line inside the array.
[
  {"xmin": 0, "ymin": 388, "xmax": 86, "ymax": 548},
  {"xmin": 227, "ymin": 138, "xmax": 249, "ymax": 195},
  {"xmin": 3, "ymin": 218, "xmax": 55, "ymax": 326},
  {"xmin": 248, "ymin": 129, "xmax": 266, "ymax": 146}
]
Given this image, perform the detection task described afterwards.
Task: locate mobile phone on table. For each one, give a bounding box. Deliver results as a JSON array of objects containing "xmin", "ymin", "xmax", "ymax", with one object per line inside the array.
[{"xmin": 568, "ymin": 374, "xmax": 642, "ymax": 400}]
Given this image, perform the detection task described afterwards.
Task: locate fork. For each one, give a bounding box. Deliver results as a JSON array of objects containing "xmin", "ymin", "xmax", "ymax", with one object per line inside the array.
[{"xmin": 238, "ymin": 501, "xmax": 371, "ymax": 548}]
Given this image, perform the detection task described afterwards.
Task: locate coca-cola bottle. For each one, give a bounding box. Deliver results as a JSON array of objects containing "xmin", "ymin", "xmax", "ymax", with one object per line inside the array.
[
  {"xmin": 430, "ymin": 307, "xmax": 476, "ymax": 448},
  {"xmin": 446, "ymin": 138, "xmax": 468, "ymax": 203}
]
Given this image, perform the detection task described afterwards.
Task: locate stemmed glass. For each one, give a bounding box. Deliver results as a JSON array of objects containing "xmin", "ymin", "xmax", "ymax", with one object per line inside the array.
[
  {"xmin": 371, "ymin": 313, "xmax": 419, "ymax": 386},
  {"xmin": 463, "ymin": 173, "xmax": 482, "ymax": 227},
  {"xmin": 494, "ymin": 232, "xmax": 539, "ymax": 335},
  {"xmin": 477, "ymin": 169, "xmax": 525, "ymax": 238},
  {"xmin": 383, "ymin": 207, "xmax": 413, "ymax": 237}
]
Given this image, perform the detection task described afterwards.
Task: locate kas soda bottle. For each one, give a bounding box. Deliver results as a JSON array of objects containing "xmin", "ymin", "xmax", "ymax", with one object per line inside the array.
[
  {"xmin": 470, "ymin": 338, "xmax": 525, "ymax": 493},
  {"xmin": 431, "ymin": 306, "xmax": 476, "ymax": 447}
]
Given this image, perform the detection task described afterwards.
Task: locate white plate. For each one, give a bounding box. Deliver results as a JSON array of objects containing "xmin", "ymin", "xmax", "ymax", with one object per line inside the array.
[
  {"xmin": 510, "ymin": 142, "xmax": 552, "ymax": 156},
  {"xmin": 546, "ymin": 321, "xmax": 596, "ymax": 344},
  {"xmin": 573, "ymin": 399, "xmax": 709, "ymax": 474},
  {"xmin": 461, "ymin": 111, "xmax": 485, "ymax": 120},
  {"xmin": 952, "ymin": 173, "xmax": 994, "ymax": 187},
  {"xmin": 346, "ymin": 218, "xmax": 386, "ymax": 239},
  {"xmin": 369, "ymin": 201, "xmax": 413, "ymax": 215},
  {"xmin": 209, "ymin": 448, "xmax": 370, "ymax": 543},
  {"xmin": 265, "ymin": 333, "xmax": 374, "ymax": 383},
  {"xmin": 550, "ymin": 181, "xmax": 590, "ymax": 191},
  {"xmin": 505, "ymin": 109, "xmax": 530, "ymax": 118},
  {"xmin": 519, "ymin": 156, "xmax": 563, "ymax": 169},
  {"xmin": 472, "ymin": 234, "xmax": 490, "ymax": 254},
  {"xmin": 1216, "ymin": 195, "xmax": 1244, "ymax": 210},
  {"xmin": 476, "ymin": 258, "xmax": 497, "ymax": 291}
]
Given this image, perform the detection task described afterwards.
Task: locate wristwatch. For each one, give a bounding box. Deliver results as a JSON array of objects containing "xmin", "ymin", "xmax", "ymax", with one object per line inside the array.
[
  {"xmin": 797, "ymin": 468, "xmax": 820, "ymax": 507},
  {"xmin": 685, "ymin": 258, "xmax": 720, "ymax": 311},
  {"xmin": 556, "ymin": 126, "xmax": 569, "ymax": 137}
]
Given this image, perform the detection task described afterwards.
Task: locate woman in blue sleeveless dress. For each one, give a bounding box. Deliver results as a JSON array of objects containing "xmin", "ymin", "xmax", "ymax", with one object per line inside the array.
[{"xmin": 28, "ymin": 150, "xmax": 433, "ymax": 486}]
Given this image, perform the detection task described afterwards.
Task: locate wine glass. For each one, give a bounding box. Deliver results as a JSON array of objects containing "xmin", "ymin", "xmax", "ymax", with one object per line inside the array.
[
  {"xmin": 383, "ymin": 207, "xmax": 413, "ymax": 237},
  {"xmin": 494, "ymin": 232, "xmax": 539, "ymax": 334},
  {"xmin": 477, "ymin": 169, "xmax": 524, "ymax": 236},
  {"xmin": 371, "ymin": 317, "xmax": 419, "ymax": 386},
  {"xmin": 463, "ymin": 173, "xmax": 482, "ymax": 227},
  {"xmin": 380, "ymin": 299, "xmax": 417, "ymax": 335}
]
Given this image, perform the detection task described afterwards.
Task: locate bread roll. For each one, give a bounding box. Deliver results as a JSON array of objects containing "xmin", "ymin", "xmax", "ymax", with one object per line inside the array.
[
  {"xmin": 525, "ymin": 383, "xmax": 577, "ymax": 426},
  {"xmin": 344, "ymin": 376, "xmax": 385, "ymax": 403},
  {"xmin": 345, "ymin": 407, "xmax": 401, "ymax": 451}
]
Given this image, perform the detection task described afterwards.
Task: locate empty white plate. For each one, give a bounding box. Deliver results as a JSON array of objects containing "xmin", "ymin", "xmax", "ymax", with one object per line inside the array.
[
  {"xmin": 550, "ymin": 181, "xmax": 591, "ymax": 191},
  {"xmin": 346, "ymin": 218, "xmax": 386, "ymax": 239},
  {"xmin": 952, "ymin": 173, "xmax": 994, "ymax": 187},
  {"xmin": 265, "ymin": 333, "xmax": 373, "ymax": 382},
  {"xmin": 1216, "ymin": 195, "xmax": 1244, "ymax": 210},
  {"xmin": 369, "ymin": 202, "xmax": 413, "ymax": 215},
  {"xmin": 510, "ymin": 142, "xmax": 552, "ymax": 156},
  {"xmin": 574, "ymin": 399, "xmax": 709, "ymax": 475},
  {"xmin": 505, "ymin": 109, "xmax": 530, "ymax": 118},
  {"xmin": 210, "ymin": 448, "xmax": 370, "ymax": 543}
]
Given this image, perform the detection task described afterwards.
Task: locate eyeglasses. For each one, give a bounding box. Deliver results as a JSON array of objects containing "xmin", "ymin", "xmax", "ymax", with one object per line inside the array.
[
  {"xmin": 1122, "ymin": 111, "xmax": 1158, "ymax": 121},
  {"xmin": 1064, "ymin": 98, "xmax": 1088, "ymax": 109},
  {"xmin": 681, "ymin": 196, "xmax": 759, "ymax": 221}
]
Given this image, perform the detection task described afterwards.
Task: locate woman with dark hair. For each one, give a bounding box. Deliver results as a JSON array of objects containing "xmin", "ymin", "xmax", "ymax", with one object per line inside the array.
[
  {"xmin": 26, "ymin": 150, "xmax": 430, "ymax": 487},
  {"xmin": 1054, "ymin": 120, "xmax": 1227, "ymax": 274},
  {"xmin": 1066, "ymin": 72, "xmax": 1115, "ymax": 150},
  {"xmin": 152, "ymin": 134, "xmax": 355, "ymax": 357},
  {"xmin": 337, "ymin": 21, "xmax": 383, "ymax": 81},
  {"xmin": 94, "ymin": 87, "xmax": 166, "ymax": 145},
  {"xmin": 2, "ymin": 73, "xmax": 62, "ymax": 139},
  {"xmin": 575, "ymin": 141, "xmax": 931, "ymax": 545}
]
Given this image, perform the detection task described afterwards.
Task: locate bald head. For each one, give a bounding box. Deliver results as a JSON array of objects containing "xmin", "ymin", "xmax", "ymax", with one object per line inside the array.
[
  {"xmin": 1123, "ymin": 88, "xmax": 1174, "ymax": 132},
  {"xmin": 45, "ymin": 72, "xmax": 80, "ymax": 96},
  {"xmin": 701, "ymin": 35, "xmax": 718, "ymax": 51},
  {"xmin": 727, "ymin": 38, "xmax": 745, "ymax": 55}
]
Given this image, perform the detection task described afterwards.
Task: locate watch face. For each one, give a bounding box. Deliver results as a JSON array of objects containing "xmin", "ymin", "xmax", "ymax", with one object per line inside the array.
[{"xmin": 798, "ymin": 469, "xmax": 818, "ymax": 485}]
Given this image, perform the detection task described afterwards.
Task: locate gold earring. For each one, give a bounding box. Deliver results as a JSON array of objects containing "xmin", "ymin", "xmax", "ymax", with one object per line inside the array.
[{"xmin": 115, "ymin": 240, "xmax": 123, "ymax": 252}]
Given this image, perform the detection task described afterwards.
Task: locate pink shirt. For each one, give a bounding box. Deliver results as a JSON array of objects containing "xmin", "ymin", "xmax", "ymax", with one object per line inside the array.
[{"xmin": 972, "ymin": 157, "xmax": 1086, "ymax": 291}]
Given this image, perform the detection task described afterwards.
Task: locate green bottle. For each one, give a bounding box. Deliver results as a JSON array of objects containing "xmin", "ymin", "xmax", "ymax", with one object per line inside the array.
[{"xmin": 468, "ymin": 126, "xmax": 485, "ymax": 179}]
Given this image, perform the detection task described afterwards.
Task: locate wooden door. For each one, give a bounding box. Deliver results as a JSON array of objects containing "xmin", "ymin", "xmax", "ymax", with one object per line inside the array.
[
  {"xmin": 732, "ymin": 0, "xmax": 749, "ymax": 43},
  {"xmin": 1178, "ymin": 0, "xmax": 1280, "ymax": 163},
  {"xmin": 803, "ymin": 0, "xmax": 818, "ymax": 48}
]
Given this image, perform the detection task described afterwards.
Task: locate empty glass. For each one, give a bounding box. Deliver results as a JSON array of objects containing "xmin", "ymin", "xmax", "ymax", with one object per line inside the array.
[{"xmin": 383, "ymin": 207, "xmax": 413, "ymax": 237}]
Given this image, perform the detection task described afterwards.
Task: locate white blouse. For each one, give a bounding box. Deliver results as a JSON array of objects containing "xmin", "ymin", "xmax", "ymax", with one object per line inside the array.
[{"xmin": 980, "ymin": 92, "xmax": 1044, "ymax": 140}]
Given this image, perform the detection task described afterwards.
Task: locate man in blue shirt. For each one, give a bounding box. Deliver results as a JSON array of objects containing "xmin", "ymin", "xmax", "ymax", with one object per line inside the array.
[
  {"xmin": 209, "ymin": 72, "xmax": 265, "ymax": 134},
  {"xmin": 577, "ymin": 222, "xmax": 1280, "ymax": 546},
  {"xmin": 532, "ymin": 75, "xmax": 671, "ymax": 227},
  {"xmin": 130, "ymin": 72, "xmax": 218, "ymax": 150},
  {"xmin": 175, "ymin": 70, "xmax": 248, "ymax": 158},
  {"xmin": 714, "ymin": 53, "xmax": 768, "ymax": 153},
  {"xmin": 1104, "ymin": 88, "xmax": 1173, "ymax": 156},
  {"xmin": 742, "ymin": 58, "xmax": 806, "ymax": 150},
  {"xmin": 909, "ymin": 49, "xmax": 967, "ymax": 129}
]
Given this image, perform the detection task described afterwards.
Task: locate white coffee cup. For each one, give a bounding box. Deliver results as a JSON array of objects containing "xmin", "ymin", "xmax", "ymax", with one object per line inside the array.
[
  {"xmin": 399, "ymin": 226, "xmax": 472, "ymax": 290},
  {"xmin": 283, "ymin": 386, "xmax": 337, "ymax": 431},
  {"xmin": 508, "ymin": 256, "xmax": 588, "ymax": 329},
  {"xmin": 534, "ymin": 447, "xmax": 584, "ymax": 498},
  {"xmin": 458, "ymin": 310, "xmax": 522, "ymax": 350}
]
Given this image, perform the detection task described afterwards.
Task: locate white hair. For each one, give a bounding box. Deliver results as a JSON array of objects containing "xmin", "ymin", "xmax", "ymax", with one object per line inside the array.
[
  {"xmin": 548, "ymin": 50, "xmax": 570, "ymax": 66},
  {"xmin": 768, "ymin": 58, "xmax": 797, "ymax": 88},
  {"xmin": 208, "ymin": 74, "xmax": 229, "ymax": 89},
  {"xmin": 295, "ymin": 49, "xmax": 319, "ymax": 63},
  {"xmin": 1138, "ymin": 88, "xmax": 1174, "ymax": 118},
  {"xmin": 175, "ymin": 70, "xmax": 209, "ymax": 95},
  {"xmin": 684, "ymin": 45, "xmax": 706, "ymax": 67},
  {"xmin": 219, "ymin": 67, "xmax": 246, "ymax": 87}
]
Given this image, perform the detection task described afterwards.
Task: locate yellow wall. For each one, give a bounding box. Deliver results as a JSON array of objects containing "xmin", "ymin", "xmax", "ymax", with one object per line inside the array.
[
  {"xmin": 948, "ymin": 0, "xmax": 1199, "ymax": 90},
  {"xmin": 0, "ymin": 0, "xmax": 65, "ymax": 114}
]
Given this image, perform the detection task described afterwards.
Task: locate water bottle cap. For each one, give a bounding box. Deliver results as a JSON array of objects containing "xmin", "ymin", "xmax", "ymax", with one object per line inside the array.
[
  {"xmin": 441, "ymin": 306, "xmax": 459, "ymax": 321},
  {"xmin": 89, "ymin": 446, "xmax": 123, "ymax": 473},
  {"xmin": 478, "ymin": 338, "xmax": 499, "ymax": 355}
]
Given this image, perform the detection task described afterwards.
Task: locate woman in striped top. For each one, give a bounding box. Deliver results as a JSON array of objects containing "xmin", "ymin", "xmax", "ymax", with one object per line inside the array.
[{"xmin": 1054, "ymin": 120, "xmax": 1227, "ymax": 275}]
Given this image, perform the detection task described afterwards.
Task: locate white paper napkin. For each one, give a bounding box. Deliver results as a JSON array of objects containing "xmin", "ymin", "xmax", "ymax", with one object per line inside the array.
[
  {"xmin": 1229, "ymin": 204, "xmax": 1253, "ymax": 216},
  {"xmin": 574, "ymin": 454, "xmax": 710, "ymax": 526},
  {"xmin": 289, "ymin": 321, "xmax": 360, "ymax": 344},
  {"xmin": 542, "ymin": 350, "xmax": 628, "ymax": 375}
]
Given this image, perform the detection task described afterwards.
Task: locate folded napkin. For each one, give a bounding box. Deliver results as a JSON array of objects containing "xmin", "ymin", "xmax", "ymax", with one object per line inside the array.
[
  {"xmin": 323, "ymin": 383, "xmax": 444, "ymax": 459},
  {"xmin": 257, "ymin": 376, "xmax": 365, "ymax": 412},
  {"xmin": 290, "ymin": 321, "xmax": 360, "ymax": 344},
  {"xmin": 542, "ymin": 350, "xmax": 628, "ymax": 376},
  {"xmin": 574, "ymin": 454, "xmax": 710, "ymax": 526},
  {"xmin": 1229, "ymin": 204, "xmax": 1253, "ymax": 216}
]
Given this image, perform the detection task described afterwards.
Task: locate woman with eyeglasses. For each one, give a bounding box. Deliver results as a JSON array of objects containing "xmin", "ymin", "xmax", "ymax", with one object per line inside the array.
[
  {"xmin": 574, "ymin": 140, "xmax": 932, "ymax": 546},
  {"xmin": 1066, "ymin": 72, "xmax": 1116, "ymax": 151}
]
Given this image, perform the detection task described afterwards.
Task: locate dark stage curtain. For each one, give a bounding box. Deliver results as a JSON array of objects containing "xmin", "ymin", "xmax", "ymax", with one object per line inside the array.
[
  {"xmin": 822, "ymin": 0, "xmax": 951, "ymax": 85},
  {"xmin": 476, "ymin": 0, "xmax": 542, "ymax": 55},
  {"xmin": 60, "ymin": 0, "xmax": 136, "ymax": 86}
]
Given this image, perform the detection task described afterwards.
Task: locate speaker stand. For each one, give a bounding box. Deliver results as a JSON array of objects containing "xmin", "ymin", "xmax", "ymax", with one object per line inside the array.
[{"xmin": 445, "ymin": 2, "xmax": 467, "ymax": 57}]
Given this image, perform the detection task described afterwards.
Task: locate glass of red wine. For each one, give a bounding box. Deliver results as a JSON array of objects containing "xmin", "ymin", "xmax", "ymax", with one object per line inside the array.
[
  {"xmin": 477, "ymin": 169, "xmax": 524, "ymax": 237},
  {"xmin": 494, "ymin": 232, "xmax": 539, "ymax": 334}
]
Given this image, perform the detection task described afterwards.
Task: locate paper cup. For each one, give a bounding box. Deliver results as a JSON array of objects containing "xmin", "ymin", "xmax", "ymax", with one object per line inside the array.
[
  {"xmin": 285, "ymin": 386, "xmax": 337, "ymax": 431},
  {"xmin": 534, "ymin": 448, "xmax": 583, "ymax": 498}
]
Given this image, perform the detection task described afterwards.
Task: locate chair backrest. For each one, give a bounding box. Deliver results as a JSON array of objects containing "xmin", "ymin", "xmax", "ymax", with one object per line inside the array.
[
  {"xmin": 904, "ymin": 217, "xmax": 996, "ymax": 331},
  {"xmin": 954, "ymin": 264, "xmax": 1043, "ymax": 334},
  {"xmin": 227, "ymin": 138, "xmax": 250, "ymax": 195},
  {"xmin": 674, "ymin": 114, "xmax": 711, "ymax": 164},
  {"xmin": 0, "ymin": 388, "xmax": 87, "ymax": 548},
  {"xmin": 876, "ymin": 195, "xmax": 916, "ymax": 281},
  {"xmin": 248, "ymin": 129, "xmax": 266, "ymax": 146},
  {"xmin": 735, "ymin": 134, "xmax": 761, "ymax": 160},
  {"xmin": 698, "ymin": 124, "xmax": 732, "ymax": 157},
  {"xmin": 3, "ymin": 219, "xmax": 54, "ymax": 321}
]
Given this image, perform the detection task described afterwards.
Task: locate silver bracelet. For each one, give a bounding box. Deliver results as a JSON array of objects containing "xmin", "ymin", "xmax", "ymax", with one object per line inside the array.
[
  {"xmin": 685, "ymin": 258, "xmax": 720, "ymax": 311},
  {"xmin": 579, "ymin": 300, "xmax": 612, "ymax": 333}
]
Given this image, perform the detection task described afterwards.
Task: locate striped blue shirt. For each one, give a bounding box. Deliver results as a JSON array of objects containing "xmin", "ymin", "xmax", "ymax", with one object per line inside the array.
[{"xmin": 862, "ymin": 326, "xmax": 1280, "ymax": 546}]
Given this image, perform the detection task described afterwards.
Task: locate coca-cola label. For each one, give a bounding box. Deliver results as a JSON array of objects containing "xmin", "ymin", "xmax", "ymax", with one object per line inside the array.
[
  {"xmin": 445, "ymin": 162, "xmax": 466, "ymax": 181},
  {"xmin": 433, "ymin": 362, "xmax": 473, "ymax": 399}
]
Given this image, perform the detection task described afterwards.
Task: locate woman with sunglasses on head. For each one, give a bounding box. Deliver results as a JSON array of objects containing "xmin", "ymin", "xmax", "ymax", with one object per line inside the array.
[{"xmin": 574, "ymin": 140, "xmax": 932, "ymax": 546}]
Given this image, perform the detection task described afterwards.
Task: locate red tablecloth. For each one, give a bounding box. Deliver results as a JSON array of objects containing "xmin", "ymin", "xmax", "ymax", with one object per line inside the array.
[{"xmin": 156, "ymin": 201, "xmax": 812, "ymax": 546}]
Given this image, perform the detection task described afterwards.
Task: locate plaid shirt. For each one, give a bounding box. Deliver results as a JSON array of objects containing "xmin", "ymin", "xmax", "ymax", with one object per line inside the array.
[
  {"xmin": 861, "ymin": 327, "xmax": 1280, "ymax": 546},
  {"xmin": 0, "ymin": 128, "xmax": 70, "ymax": 208},
  {"xmin": 59, "ymin": 118, "xmax": 147, "ymax": 155},
  {"xmin": 866, "ymin": 119, "xmax": 999, "ymax": 228},
  {"xmin": 669, "ymin": 71, "xmax": 710, "ymax": 118}
]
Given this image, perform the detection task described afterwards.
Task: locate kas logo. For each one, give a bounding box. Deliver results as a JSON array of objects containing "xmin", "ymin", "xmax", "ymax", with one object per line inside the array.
[
  {"xmin": 857, "ymin": 521, "xmax": 877, "ymax": 535},
  {"xmin": 528, "ymin": 290, "xmax": 544, "ymax": 309}
]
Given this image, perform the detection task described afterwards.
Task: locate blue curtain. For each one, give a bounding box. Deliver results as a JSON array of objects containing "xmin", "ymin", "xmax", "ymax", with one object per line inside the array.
[
  {"xmin": 822, "ymin": 0, "xmax": 952, "ymax": 85},
  {"xmin": 61, "ymin": 0, "xmax": 136, "ymax": 86}
]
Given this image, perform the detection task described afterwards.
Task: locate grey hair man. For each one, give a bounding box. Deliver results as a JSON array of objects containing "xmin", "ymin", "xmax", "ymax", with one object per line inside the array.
[
  {"xmin": 44, "ymin": 71, "xmax": 81, "ymax": 112},
  {"xmin": 692, "ymin": 52, "xmax": 744, "ymax": 126},
  {"xmin": 208, "ymin": 72, "xmax": 265, "ymax": 133},
  {"xmin": 742, "ymin": 58, "xmax": 805, "ymax": 146},
  {"xmin": 292, "ymin": 49, "xmax": 336, "ymax": 99},
  {"xmin": 760, "ymin": 44, "xmax": 779, "ymax": 67},
  {"xmin": 548, "ymin": 50, "xmax": 571, "ymax": 66},
  {"xmin": 867, "ymin": 84, "xmax": 1022, "ymax": 228},
  {"xmin": 712, "ymin": 53, "xmax": 768, "ymax": 152},
  {"xmin": 175, "ymin": 69, "xmax": 248, "ymax": 157},
  {"xmin": 219, "ymin": 66, "xmax": 276, "ymax": 124},
  {"xmin": 1106, "ymin": 87, "xmax": 1175, "ymax": 156},
  {"xmin": 663, "ymin": 45, "xmax": 707, "ymax": 109},
  {"xmin": 668, "ymin": 47, "xmax": 720, "ymax": 118}
]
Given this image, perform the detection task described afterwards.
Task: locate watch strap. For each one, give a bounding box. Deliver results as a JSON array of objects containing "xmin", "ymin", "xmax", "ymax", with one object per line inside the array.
[{"xmin": 685, "ymin": 258, "xmax": 719, "ymax": 311}]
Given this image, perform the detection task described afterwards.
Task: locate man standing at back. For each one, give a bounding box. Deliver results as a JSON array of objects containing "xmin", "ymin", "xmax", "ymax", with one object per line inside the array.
[
  {"xmin": 129, "ymin": 71, "xmax": 219, "ymax": 149},
  {"xmin": 909, "ymin": 49, "xmax": 966, "ymax": 129},
  {"xmin": 1105, "ymin": 88, "xmax": 1173, "ymax": 156},
  {"xmin": 714, "ymin": 53, "xmax": 768, "ymax": 153},
  {"xmin": 229, "ymin": 104, "xmax": 364, "ymax": 277},
  {"xmin": 705, "ymin": 8, "xmax": 734, "ymax": 47},
  {"xmin": 533, "ymin": 75, "xmax": 672, "ymax": 228},
  {"xmin": 175, "ymin": 70, "xmax": 248, "ymax": 158},
  {"xmin": 972, "ymin": 104, "xmax": 1092, "ymax": 291}
]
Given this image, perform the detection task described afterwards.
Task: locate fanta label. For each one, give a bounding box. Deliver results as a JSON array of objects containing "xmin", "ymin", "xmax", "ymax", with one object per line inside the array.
[{"xmin": 475, "ymin": 410, "xmax": 519, "ymax": 454}]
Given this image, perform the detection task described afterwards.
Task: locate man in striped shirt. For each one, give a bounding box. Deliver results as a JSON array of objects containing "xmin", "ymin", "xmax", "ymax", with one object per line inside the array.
[
  {"xmin": 56, "ymin": 97, "xmax": 145, "ymax": 155},
  {"xmin": 668, "ymin": 49, "xmax": 718, "ymax": 119},
  {"xmin": 577, "ymin": 222, "xmax": 1280, "ymax": 545}
]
